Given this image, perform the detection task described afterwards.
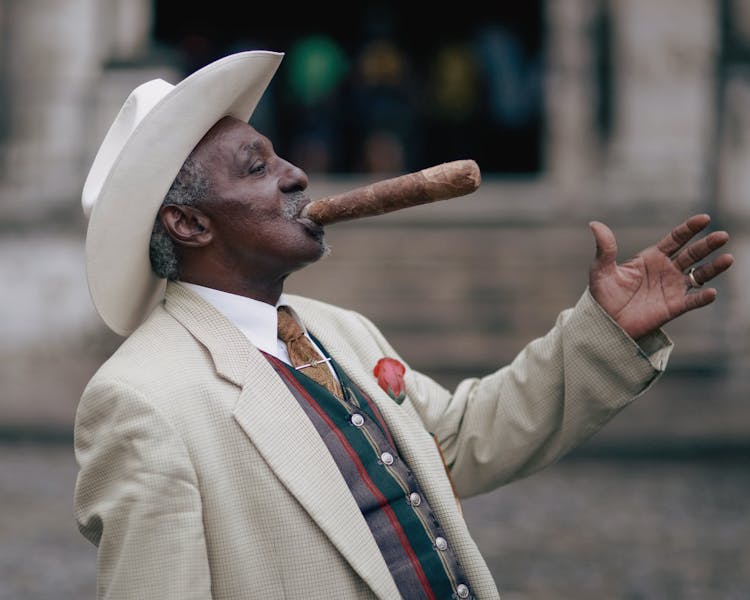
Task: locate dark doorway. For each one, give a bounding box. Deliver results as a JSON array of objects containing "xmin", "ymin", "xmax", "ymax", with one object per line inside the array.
[{"xmin": 153, "ymin": 2, "xmax": 544, "ymax": 175}]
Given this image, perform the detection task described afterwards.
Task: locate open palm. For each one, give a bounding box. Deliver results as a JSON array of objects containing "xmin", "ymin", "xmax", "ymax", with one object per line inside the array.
[{"xmin": 588, "ymin": 214, "xmax": 734, "ymax": 340}]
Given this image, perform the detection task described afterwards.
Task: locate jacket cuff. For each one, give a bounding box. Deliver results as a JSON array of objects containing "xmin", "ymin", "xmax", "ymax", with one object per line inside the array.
[{"xmin": 583, "ymin": 287, "xmax": 674, "ymax": 373}]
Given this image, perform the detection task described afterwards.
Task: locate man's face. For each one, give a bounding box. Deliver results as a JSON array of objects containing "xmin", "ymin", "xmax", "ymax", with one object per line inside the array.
[{"xmin": 191, "ymin": 116, "xmax": 328, "ymax": 281}]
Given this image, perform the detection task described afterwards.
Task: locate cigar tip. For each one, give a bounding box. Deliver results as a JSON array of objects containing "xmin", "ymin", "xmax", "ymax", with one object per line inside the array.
[{"xmin": 464, "ymin": 159, "xmax": 481, "ymax": 188}]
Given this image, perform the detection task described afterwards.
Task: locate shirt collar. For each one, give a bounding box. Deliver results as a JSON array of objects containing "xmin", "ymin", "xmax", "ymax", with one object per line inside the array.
[{"xmin": 178, "ymin": 281, "xmax": 300, "ymax": 356}]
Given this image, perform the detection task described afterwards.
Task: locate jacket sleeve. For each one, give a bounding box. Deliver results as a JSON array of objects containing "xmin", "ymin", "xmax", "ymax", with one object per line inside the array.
[
  {"xmin": 73, "ymin": 380, "xmax": 212, "ymax": 599},
  {"xmin": 354, "ymin": 288, "xmax": 673, "ymax": 498}
]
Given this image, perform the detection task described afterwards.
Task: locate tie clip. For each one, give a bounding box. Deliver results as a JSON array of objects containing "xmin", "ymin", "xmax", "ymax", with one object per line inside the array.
[{"xmin": 295, "ymin": 357, "xmax": 332, "ymax": 371}]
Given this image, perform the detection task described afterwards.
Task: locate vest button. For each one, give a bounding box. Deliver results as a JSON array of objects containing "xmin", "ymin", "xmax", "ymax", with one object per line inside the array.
[
  {"xmin": 456, "ymin": 583, "xmax": 470, "ymax": 598},
  {"xmin": 435, "ymin": 536, "xmax": 448, "ymax": 551},
  {"xmin": 380, "ymin": 451, "xmax": 394, "ymax": 466},
  {"xmin": 409, "ymin": 492, "xmax": 422, "ymax": 507},
  {"xmin": 350, "ymin": 413, "xmax": 365, "ymax": 427}
]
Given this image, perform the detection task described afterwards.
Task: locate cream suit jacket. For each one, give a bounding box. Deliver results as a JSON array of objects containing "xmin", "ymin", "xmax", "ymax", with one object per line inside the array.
[{"xmin": 74, "ymin": 282, "xmax": 672, "ymax": 599}]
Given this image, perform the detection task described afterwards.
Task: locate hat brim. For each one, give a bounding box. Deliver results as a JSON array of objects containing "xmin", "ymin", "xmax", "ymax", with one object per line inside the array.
[{"xmin": 85, "ymin": 51, "xmax": 284, "ymax": 336}]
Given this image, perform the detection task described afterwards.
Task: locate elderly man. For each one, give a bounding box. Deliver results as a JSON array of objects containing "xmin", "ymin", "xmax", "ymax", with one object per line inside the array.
[{"xmin": 74, "ymin": 51, "xmax": 733, "ymax": 600}]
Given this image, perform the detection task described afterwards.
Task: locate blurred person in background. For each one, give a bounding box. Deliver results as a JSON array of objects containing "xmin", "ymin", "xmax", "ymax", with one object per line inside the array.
[
  {"xmin": 346, "ymin": 32, "xmax": 420, "ymax": 173},
  {"xmin": 280, "ymin": 34, "xmax": 349, "ymax": 173},
  {"xmin": 74, "ymin": 50, "xmax": 734, "ymax": 599}
]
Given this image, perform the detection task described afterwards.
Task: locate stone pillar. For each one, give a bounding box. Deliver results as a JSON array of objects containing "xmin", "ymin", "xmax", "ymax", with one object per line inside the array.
[
  {"xmin": 0, "ymin": 0, "xmax": 101, "ymax": 221},
  {"xmin": 605, "ymin": 0, "xmax": 718, "ymax": 206},
  {"xmin": 544, "ymin": 0, "xmax": 600, "ymax": 204},
  {"xmin": 717, "ymin": 74, "xmax": 750, "ymax": 219},
  {"xmin": 102, "ymin": 0, "xmax": 152, "ymax": 62},
  {"xmin": 716, "ymin": 0, "xmax": 750, "ymax": 364},
  {"xmin": 718, "ymin": 0, "xmax": 750, "ymax": 220},
  {"xmin": 0, "ymin": 0, "xmax": 159, "ymax": 223},
  {"xmin": 0, "ymin": 0, "xmax": 9, "ymax": 146}
]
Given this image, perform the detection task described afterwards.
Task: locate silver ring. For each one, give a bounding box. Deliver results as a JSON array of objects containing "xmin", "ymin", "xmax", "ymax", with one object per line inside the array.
[{"xmin": 688, "ymin": 266, "xmax": 703, "ymax": 289}]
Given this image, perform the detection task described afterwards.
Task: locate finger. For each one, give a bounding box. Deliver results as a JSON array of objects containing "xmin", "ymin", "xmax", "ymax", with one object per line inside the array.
[
  {"xmin": 589, "ymin": 221, "xmax": 618, "ymax": 277},
  {"xmin": 672, "ymin": 230, "xmax": 730, "ymax": 271},
  {"xmin": 655, "ymin": 213, "xmax": 711, "ymax": 257},
  {"xmin": 684, "ymin": 287, "xmax": 718, "ymax": 311},
  {"xmin": 685, "ymin": 252, "xmax": 735, "ymax": 287}
]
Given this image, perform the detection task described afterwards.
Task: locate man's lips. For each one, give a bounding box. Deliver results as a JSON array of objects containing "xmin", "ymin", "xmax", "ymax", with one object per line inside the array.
[
  {"xmin": 296, "ymin": 215, "xmax": 324, "ymax": 238},
  {"xmin": 286, "ymin": 194, "xmax": 324, "ymax": 237}
]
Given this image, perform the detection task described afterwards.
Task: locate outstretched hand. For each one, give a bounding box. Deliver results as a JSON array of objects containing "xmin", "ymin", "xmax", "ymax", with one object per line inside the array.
[{"xmin": 588, "ymin": 214, "xmax": 734, "ymax": 340}]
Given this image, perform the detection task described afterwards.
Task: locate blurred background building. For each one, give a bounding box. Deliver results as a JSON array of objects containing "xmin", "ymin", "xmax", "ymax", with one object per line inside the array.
[{"xmin": 0, "ymin": 1, "xmax": 748, "ymax": 598}]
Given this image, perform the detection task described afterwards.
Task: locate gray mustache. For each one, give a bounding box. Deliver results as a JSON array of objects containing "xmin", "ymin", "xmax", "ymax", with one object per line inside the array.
[{"xmin": 283, "ymin": 192, "xmax": 309, "ymax": 219}]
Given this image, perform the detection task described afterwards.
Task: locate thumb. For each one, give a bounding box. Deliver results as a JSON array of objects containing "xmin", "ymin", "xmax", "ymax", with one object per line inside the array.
[{"xmin": 589, "ymin": 221, "xmax": 617, "ymax": 276}]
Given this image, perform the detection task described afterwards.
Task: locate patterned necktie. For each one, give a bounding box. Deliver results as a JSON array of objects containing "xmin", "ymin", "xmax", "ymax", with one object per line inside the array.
[{"xmin": 277, "ymin": 306, "xmax": 344, "ymax": 400}]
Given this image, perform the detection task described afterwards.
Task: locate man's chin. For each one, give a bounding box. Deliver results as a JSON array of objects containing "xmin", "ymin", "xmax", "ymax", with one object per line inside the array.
[{"xmin": 297, "ymin": 236, "xmax": 331, "ymax": 268}]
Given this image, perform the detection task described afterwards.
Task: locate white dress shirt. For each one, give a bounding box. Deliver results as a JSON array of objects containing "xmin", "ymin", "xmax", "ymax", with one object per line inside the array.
[{"xmin": 178, "ymin": 282, "xmax": 338, "ymax": 377}]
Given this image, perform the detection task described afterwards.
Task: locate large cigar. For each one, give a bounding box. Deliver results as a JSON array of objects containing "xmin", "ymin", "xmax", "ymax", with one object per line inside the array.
[{"xmin": 301, "ymin": 159, "xmax": 481, "ymax": 225}]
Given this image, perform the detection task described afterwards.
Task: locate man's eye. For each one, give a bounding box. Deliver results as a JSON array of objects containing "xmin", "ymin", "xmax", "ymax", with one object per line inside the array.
[{"xmin": 249, "ymin": 162, "xmax": 266, "ymax": 175}]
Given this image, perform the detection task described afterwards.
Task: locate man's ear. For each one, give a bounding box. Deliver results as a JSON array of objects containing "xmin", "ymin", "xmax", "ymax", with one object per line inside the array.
[{"xmin": 160, "ymin": 204, "xmax": 212, "ymax": 247}]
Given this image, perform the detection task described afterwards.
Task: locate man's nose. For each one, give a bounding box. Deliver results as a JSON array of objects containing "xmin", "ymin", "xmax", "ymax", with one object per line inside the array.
[{"xmin": 279, "ymin": 159, "xmax": 309, "ymax": 192}]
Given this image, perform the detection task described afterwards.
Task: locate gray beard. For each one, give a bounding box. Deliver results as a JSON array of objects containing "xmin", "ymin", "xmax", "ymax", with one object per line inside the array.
[{"xmin": 320, "ymin": 239, "xmax": 332, "ymax": 259}]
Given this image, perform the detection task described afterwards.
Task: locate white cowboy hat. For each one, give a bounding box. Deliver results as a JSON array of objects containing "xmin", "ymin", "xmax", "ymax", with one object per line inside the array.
[{"xmin": 82, "ymin": 50, "xmax": 284, "ymax": 336}]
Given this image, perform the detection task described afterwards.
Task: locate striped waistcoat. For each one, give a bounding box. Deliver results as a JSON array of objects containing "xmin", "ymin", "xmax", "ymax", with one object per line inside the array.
[{"xmin": 264, "ymin": 344, "xmax": 475, "ymax": 600}]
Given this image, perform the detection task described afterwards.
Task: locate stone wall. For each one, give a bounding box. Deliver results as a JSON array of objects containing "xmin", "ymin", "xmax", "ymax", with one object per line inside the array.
[{"xmin": 0, "ymin": 0, "xmax": 747, "ymax": 443}]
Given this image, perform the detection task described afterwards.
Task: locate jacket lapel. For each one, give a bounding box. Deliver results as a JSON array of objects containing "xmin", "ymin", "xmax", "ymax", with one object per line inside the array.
[{"xmin": 164, "ymin": 283, "xmax": 399, "ymax": 600}]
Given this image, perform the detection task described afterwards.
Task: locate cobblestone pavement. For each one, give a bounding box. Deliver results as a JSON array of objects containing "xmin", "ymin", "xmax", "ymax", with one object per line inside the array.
[{"xmin": 1, "ymin": 444, "xmax": 748, "ymax": 600}]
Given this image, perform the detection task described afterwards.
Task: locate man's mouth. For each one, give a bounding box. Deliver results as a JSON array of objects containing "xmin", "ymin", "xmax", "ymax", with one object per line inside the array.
[
  {"xmin": 288, "ymin": 194, "xmax": 323, "ymax": 237},
  {"xmin": 297, "ymin": 215, "xmax": 325, "ymax": 238},
  {"xmin": 284, "ymin": 192, "xmax": 325, "ymax": 239}
]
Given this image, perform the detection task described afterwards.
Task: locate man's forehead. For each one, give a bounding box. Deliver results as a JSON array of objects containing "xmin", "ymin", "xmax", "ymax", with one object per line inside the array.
[{"xmin": 191, "ymin": 116, "xmax": 264, "ymax": 158}]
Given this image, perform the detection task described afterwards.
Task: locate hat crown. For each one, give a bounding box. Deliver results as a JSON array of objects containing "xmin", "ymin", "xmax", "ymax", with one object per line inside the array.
[{"xmin": 82, "ymin": 78, "xmax": 174, "ymax": 218}]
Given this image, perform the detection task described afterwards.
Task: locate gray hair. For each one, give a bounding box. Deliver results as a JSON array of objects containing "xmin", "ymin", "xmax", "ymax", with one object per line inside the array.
[{"xmin": 149, "ymin": 157, "xmax": 211, "ymax": 280}]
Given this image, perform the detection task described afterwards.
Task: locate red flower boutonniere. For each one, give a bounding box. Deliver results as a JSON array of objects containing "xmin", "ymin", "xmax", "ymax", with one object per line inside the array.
[{"xmin": 373, "ymin": 357, "xmax": 406, "ymax": 404}]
